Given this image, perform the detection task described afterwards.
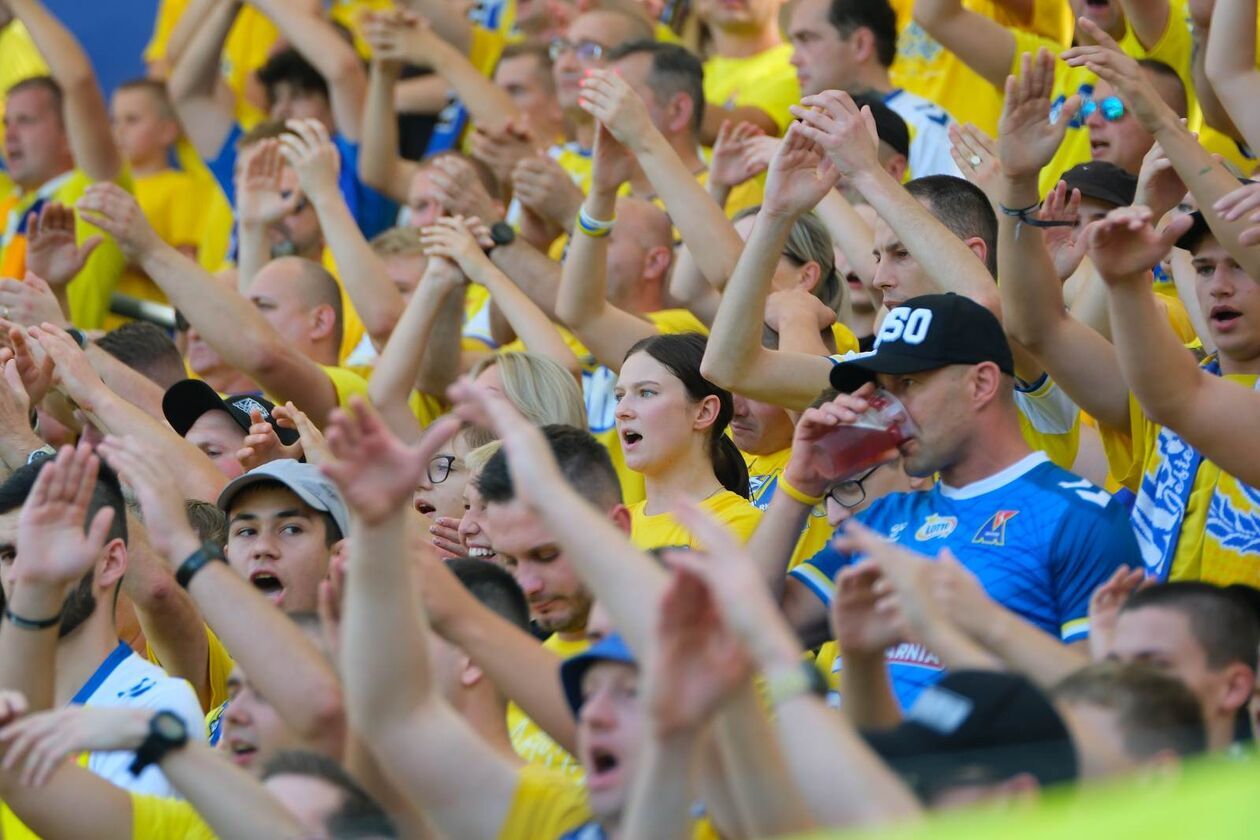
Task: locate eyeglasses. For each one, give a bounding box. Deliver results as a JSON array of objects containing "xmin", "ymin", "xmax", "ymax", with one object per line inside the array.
[
  {"xmin": 428, "ymin": 455, "xmax": 457, "ymax": 485},
  {"xmin": 1081, "ymin": 95, "xmax": 1125, "ymax": 122},
  {"xmin": 825, "ymin": 465, "xmax": 881, "ymax": 510},
  {"xmin": 548, "ymin": 38, "xmax": 605, "ymax": 63}
]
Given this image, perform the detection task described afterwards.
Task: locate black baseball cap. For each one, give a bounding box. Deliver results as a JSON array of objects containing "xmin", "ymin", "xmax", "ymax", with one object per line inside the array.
[
  {"xmin": 162, "ymin": 379, "xmax": 299, "ymax": 446},
  {"xmin": 1060, "ymin": 161, "xmax": 1136, "ymax": 207},
  {"xmin": 829, "ymin": 294, "xmax": 1015, "ymax": 393},
  {"xmin": 863, "ymin": 671, "xmax": 1078, "ymax": 801},
  {"xmin": 852, "ymin": 92, "xmax": 911, "ymax": 162},
  {"xmin": 1175, "ymin": 178, "xmax": 1253, "ymax": 252}
]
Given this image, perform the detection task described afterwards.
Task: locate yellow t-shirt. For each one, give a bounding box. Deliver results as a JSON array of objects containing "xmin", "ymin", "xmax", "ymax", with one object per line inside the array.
[
  {"xmin": 0, "ymin": 21, "xmax": 50, "ymax": 139},
  {"xmin": 1101, "ymin": 375, "xmax": 1260, "ymax": 587},
  {"xmin": 629, "ymin": 489, "xmax": 762, "ymax": 549},
  {"xmin": 497, "ymin": 764, "xmax": 593, "ymax": 840},
  {"xmin": 110, "ymin": 168, "xmax": 209, "ymax": 328},
  {"xmin": 130, "ymin": 792, "xmax": 216, "ymax": 840},
  {"xmin": 703, "ymin": 43, "xmax": 801, "ymax": 134},
  {"xmin": 891, "ymin": 0, "xmax": 1073, "ymax": 136},
  {"xmin": 507, "ymin": 633, "xmax": 588, "ymax": 780},
  {"xmin": 1014, "ymin": 374, "xmax": 1082, "ymax": 470},
  {"xmin": 145, "ymin": 624, "xmax": 236, "ymax": 716},
  {"xmin": 744, "ymin": 447, "xmax": 835, "ymax": 570},
  {"xmin": 0, "ymin": 169, "xmax": 131, "ymax": 329},
  {"xmin": 318, "ymin": 364, "xmax": 371, "ymax": 409},
  {"xmin": 145, "ymin": 0, "xmax": 278, "ymax": 128},
  {"xmin": 174, "ymin": 138, "xmax": 234, "ymax": 273}
]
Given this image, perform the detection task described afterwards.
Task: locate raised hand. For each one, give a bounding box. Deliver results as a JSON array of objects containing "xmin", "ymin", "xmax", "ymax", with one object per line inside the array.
[
  {"xmin": 469, "ymin": 121, "xmax": 539, "ymax": 196},
  {"xmin": 1214, "ymin": 181, "xmax": 1260, "ymax": 246},
  {"xmin": 760, "ymin": 122, "xmax": 842, "ymax": 219},
  {"xmin": 429, "ymin": 154, "xmax": 503, "ymax": 224},
  {"xmin": 96, "ymin": 435, "xmax": 200, "ymax": 563},
  {"xmin": 29, "ymin": 322, "xmax": 104, "ymax": 405},
  {"xmin": 830, "ymin": 562, "xmax": 905, "ymax": 657},
  {"xmin": 781, "ymin": 383, "xmax": 899, "ymax": 497},
  {"xmin": 273, "ymin": 401, "xmax": 331, "ymax": 465},
  {"xmin": 589, "ymin": 120, "xmax": 638, "ymax": 196},
  {"xmin": 278, "ymin": 118, "xmax": 341, "ymax": 203},
  {"xmin": 1085, "ymin": 205, "xmax": 1193, "ymax": 284},
  {"xmin": 420, "ymin": 215, "xmax": 491, "ymax": 275},
  {"xmin": 1039, "ymin": 180, "xmax": 1088, "ymax": 281},
  {"xmin": 236, "ymin": 139, "xmax": 302, "ymax": 229},
  {"xmin": 997, "ymin": 49, "xmax": 1079, "ymax": 180},
  {"xmin": 428, "ymin": 515, "xmax": 464, "ymax": 558},
  {"xmin": 360, "ymin": 8, "xmax": 437, "ymax": 66},
  {"xmin": 1062, "ymin": 18, "xmax": 1171, "ymax": 132},
  {"xmin": 790, "ymin": 90, "xmax": 881, "ymax": 178},
  {"xmin": 510, "ymin": 153, "xmax": 583, "ymax": 230},
  {"xmin": 444, "ymin": 377, "xmax": 565, "ymax": 510},
  {"xmin": 709, "ymin": 120, "xmax": 767, "ymax": 191},
  {"xmin": 316, "ymin": 550, "xmax": 348, "ymax": 667},
  {"xmin": 578, "ymin": 69, "xmax": 657, "ymax": 153},
  {"xmin": 949, "ymin": 123, "xmax": 1002, "ymax": 204},
  {"xmin": 321, "ymin": 397, "xmax": 460, "ymax": 525},
  {"xmin": 0, "ymin": 273, "xmax": 68, "ymax": 328},
  {"xmin": 236, "ymin": 408, "xmax": 304, "ymax": 470},
  {"xmin": 2, "ymin": 324, "xmax": 53, "ymax": 406},
  {"xmin": 0, "ymin": 705, "xmax": 151, "ymax": 788},
  {"xmin": 764, "ymin": 287, "xmax": 836, "ymax": 332},
  {"xmin": 15, "ymin": 441, "xmax": 116, "ymax": 591},
  {"xmin": 837, "ymin": 520, "xmax": 951, "ymax": 647},
  {"xmin": 23, "ymin": 203, "xmax": 102, "ymax": 290},
  {"xmin": 1135, "ymin": 139, "xmax": 1188, "ymax": 223},
  {"xmin": 647, "ymin": 566, "xmax": 752, "ymax": 737},
  {"xmin": 76, "ymin": 183, "xmax": 163, "ymax": 262},
  {"xmin": 1087, "ymin": 564, "xmax": 1150, "ymax": 660}
]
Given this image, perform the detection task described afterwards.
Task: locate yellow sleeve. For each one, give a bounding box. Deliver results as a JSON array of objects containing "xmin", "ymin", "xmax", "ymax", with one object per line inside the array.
[
  {"xmin": 497, "ymin": 766, "xmax": 592, "ymax": 840},
  {"xmin": 319, "ymin": 366, "xmax": 372, "ymax": 408},
  {"xmin": 60, "ymin": 170, "xmax": 133, "ymax": 330},
  {"xmin": 144, "ymin": 624, "xmax": 236, "ymax": 717},
  {"xmin": 1027, "ymin": 0, "xmax": 1075, "ymax": 47},
  {"xmin": 469, "ymin": 25, "xmax": 510, "ymax": 77},
  {"xmin": 1095, "ymin": 393, "xmax": 1151, "ymax": 493},
  {"xmin": 143, "ymin": 0, "xmax": 191, "ymax": 63},
  {"xmin": 830, "ymin": 322, "xmax": 860, "ymax": 355},
  {"xmin": 130, "ymin": 794, "xmax": 216, "ymax": 840},
  {"xmin": 409, "ymin": 391, "xmax": 449, "ymax": 427},
  {"xmin": 645, "ymin": 309, "xmax": 709, "ymax": 336}
]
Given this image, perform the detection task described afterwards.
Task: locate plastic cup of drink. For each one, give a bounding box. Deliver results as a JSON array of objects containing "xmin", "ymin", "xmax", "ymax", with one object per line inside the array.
[{"xmin": 811, "ymin": 389, "xmax": 917, "ymax": 481}]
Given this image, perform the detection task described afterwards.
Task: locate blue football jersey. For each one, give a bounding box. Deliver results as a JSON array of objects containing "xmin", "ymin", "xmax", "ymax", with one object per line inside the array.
[{"xmin": 790, "ymin": 453, "xmax": 1140, "ymax": 709}]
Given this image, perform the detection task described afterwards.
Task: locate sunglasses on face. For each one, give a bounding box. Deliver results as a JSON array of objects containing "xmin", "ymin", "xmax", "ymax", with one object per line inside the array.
[
  {"xmin": 1081, "ymin": 95, "xmax": 1125, "ymax": 122},
  {"xmin": 548, "ymin": 38, "xmax": 605, "ymax": 63}
]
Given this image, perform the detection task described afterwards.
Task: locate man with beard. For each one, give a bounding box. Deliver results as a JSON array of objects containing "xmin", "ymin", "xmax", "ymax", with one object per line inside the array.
[{"xmin": 0, "ymin": 447, "xmax": 204, "ymax": 798}]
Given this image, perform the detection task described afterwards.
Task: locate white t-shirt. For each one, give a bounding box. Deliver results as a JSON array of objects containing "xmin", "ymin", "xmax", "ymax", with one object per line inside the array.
[
  {"xmin": 883, "ymin": 89, "xmax": 963, "ymax": 180},
  {"xmin": 73, "ymin": 643, "xmax": 206, "ymax": 798}
]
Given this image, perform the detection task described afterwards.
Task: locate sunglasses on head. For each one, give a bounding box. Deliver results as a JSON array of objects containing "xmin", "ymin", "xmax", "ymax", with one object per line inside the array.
[{"xmin": 1081, "ymin": 95, "xmax": 1125, "ymax": 122}]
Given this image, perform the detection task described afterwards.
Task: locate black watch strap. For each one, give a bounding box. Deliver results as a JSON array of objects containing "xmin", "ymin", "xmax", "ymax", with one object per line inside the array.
[
  {"xmin": 488, "ymin": 221, "xmax": 515, "ymax": 251},
  {"xmin": 175, "ymin": 542, "xmax": 226, "ymax": 589},
  {"xmin": 129, "ymin": 711, "xmax": 189, "ymax": 777}
]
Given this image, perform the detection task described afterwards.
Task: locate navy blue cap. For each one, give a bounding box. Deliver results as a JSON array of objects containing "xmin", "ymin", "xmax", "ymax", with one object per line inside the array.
[{"xmin": 559, "ymin": 634, "xmax": 637, "ymax": 717}]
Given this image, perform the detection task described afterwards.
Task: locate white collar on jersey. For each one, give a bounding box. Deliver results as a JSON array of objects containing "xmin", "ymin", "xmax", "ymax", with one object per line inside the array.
[{"xmin": 938, "ymin": 451, "xmax": 1050, "ymax": 501}]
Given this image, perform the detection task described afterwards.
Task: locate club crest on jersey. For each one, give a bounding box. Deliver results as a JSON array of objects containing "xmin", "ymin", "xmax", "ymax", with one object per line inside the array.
[
  {"xmin": 973, "ymin": 510, "xmax": 1020, "ymax": 546},
  {"xmin": 887, "ymin": 522, "xmax": 908, "ymax": 543},
  {"xmin": 915, "ymin": 514, "xmax": 957, "ymax": 541}
]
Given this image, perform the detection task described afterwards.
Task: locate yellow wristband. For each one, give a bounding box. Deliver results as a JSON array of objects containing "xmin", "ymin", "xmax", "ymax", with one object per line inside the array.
[{"xmin": 778, "ymin": 475, "xmax": 824, "ymax": 506}]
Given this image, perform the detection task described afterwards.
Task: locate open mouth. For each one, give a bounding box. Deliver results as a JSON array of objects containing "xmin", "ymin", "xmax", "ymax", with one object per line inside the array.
[
  {"xmin": 249, "ymin": 570, "xmax": 284, "ymax": 601},
  {"xmin": 586, "ymin": 746, "xmax": 621, "ymax": 786},
  {"xmin": 1210, "ymin": 305, "xmax": 1242, "ymax": 326},
  {"xmin": 621, "ymin": 430, "xmax": 643, "ymax": 447},
  {"xmin": 468, "ymin": 546, "xmax": 497, "ymax": 561},
  {"xmin": 227, "ymin": 741, "xmax": 257, "ymax": 766},
  {"xmin": 414, "ymin": 498, "xmax": 437, "ymax": 516}
]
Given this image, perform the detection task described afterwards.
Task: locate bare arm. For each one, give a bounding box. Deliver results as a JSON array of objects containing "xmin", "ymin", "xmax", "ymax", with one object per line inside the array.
[
  {"xmin": 913, "ymin": 0, "xmax": 1017, "ymax": 88},
  {"xmin": 555, "ymin": 127, "xmax": 660, "ymax": 372},
  {"xmin": 251, "ymin": 0, "xmax": 368, "ymax": 141},
  {"xmin": 1192, "ymin": 27, "xmax": 1243, "ymax": 140},
  {"xmin": 359, "ymin": 60, "xmax": 422, "ymax": 201},
  {"xmin": 368, "ymin": 260, "xmax": 463, "ymax": 442},
  {"xmin": 8, "ymin": 0, "xmax": 121, "ymax": 182},
  {"xmin": 995, "ymin": 52, "xmax": 1132, "ymax": 430},
  {"xmin": 1116, "ymin": 0, "xmax": 1171, "ymax": 51},
  {"xmin": 1205, "ymin": 0, "xmax": 1260, "ymax": 153},
  {"xmin": 422, "ymin": 218, "xmax": 581, "ymax": 377},
  {"xmin": 167, "ymin": 0, "xmax": 239, "ymax": 159},
  {"xmin": 78, "ymin": 184, "xmax": 344, "ymax": 425},
  {"xmin": 399, "ymin": 0, "xmax": 473, "ymax": 54},
  {"xmin": 326, "ymin": 407, "xmax": 521, "ymax": 840}
]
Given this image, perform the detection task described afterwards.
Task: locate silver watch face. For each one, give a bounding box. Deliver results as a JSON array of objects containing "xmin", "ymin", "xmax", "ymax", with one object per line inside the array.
[{"xmin": 154, "ymin": 712, "xmax": 186, "ymax": 741}]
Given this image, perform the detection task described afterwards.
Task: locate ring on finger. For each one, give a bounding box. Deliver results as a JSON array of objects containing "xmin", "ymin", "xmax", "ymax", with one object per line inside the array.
[{"xmin": 969, "ymin": 155, "xmax": 982, "ymax": 167}]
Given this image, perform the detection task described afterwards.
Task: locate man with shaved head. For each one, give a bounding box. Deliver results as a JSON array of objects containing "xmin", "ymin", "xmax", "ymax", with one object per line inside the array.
[{"xmin": 77, "ymin": 183, "xmax": 369, "ymax": 427}]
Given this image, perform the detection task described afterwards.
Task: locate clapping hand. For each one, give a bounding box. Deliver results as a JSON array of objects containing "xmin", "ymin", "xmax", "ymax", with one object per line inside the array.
[{"xmin": 24, "ymin": 203, "xmax": 102, "ymax": 290}]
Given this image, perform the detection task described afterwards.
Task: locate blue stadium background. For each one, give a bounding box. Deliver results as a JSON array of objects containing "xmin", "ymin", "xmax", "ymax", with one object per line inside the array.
[{"xmin": 49, "ymin": 1, "xmax": 158, "ymax": 98}]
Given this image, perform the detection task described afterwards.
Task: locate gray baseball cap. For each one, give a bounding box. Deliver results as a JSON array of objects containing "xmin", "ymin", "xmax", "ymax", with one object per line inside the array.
[{"xmin": 216, "ymin": 459, "xmax": 349, "ymax": 540}]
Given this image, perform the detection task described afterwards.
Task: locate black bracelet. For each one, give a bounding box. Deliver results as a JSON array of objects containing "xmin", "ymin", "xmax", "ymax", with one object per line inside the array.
[
  {"xmin": 5, "ymin": 606, "xmax": 63, "ymax": 630},
  {"xmin": 998, "ymin": 201, "xmax": 1075, "ymax": 240},
  {"xmin": 66, "ymin": 328, "xmax": 87, "ymax": 348},
  {"xmin": 175, "ymin": 542, "xmax": 226, "ymax": 589}
]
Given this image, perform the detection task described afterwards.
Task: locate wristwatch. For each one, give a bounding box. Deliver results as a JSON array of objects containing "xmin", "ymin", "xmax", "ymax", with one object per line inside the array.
[
  {"xmin": 765, "ymin": 661, "xmax": 830, "ymax": 706},
  {"xmin": 175, "ymin": 541, "xmax": 227, "ymax": 589},
  {"xmin": 128, "ymin": 711, "xmax": 189, "ymax": 776},
  {"xmin": 487, "ymin": 221, "xmax": 516, "ymax": 251}
]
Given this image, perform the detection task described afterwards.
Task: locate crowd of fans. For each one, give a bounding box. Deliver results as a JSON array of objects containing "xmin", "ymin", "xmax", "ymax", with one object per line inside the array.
[{"xmin": 0, "ymin": 0, "xmax": 1259, "ymax": 836}]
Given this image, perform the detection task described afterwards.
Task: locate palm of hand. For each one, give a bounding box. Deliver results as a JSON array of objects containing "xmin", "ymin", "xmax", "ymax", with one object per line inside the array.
[
  {"xmin": 333, "ymin": 435, "xmax": 423, "ymax": 524},
  {"xmin": 652, "ymin": 608, "xmax": 748, "ymax": 731},
  {"xmin": 240, "ymin": 177, "xmax": 293, "ymax": 226},
  {"xmin": 17, "ymin": 500, "xmax": 101, "ymax": 586},
  {"xmin": 1045, "ymin": 228, "xmax": 1085, "ymax": 280},
  {"xmin": 999, "ymin": 102, "xmax": 1060, "ymax": 176},
  {"xmin": 766, "ymin": 151, "xmax": 832, "ymax": 214},
  {"xmin": 27, "ymin": 229, "xmax": 84, "ymax": 286},
  {"xmin": 1090, "ymin": 226, "xmax": 1163, "ymax": 279},
  {"xmin": 834, "ymin": 590, "xmax": 902, "ymax": 654}
]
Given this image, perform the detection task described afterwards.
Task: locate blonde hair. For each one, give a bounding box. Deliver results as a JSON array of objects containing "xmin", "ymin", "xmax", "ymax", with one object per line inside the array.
[
  {"xmin": 465, "ymin": 440, "xmax": 503, "ymax": 474},
  {"xmin": 469, "ymin": 352, "xmax": 586, "ymax": 429},
  {"xmin": 369, "ymin": 226, "xmax": 427, "ymax": 258}
]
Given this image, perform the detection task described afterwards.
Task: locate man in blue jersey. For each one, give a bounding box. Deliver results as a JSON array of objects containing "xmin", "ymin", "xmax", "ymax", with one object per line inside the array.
[{"xmin": 780, "ymin": 293, "xmax": 1140, "ymax": 708}]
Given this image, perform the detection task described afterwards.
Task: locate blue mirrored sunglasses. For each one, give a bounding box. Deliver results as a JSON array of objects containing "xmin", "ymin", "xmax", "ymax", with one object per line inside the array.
[{"xmin": 1081, "ymin": 95, "xmax": 1125, "ymax": 122}]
